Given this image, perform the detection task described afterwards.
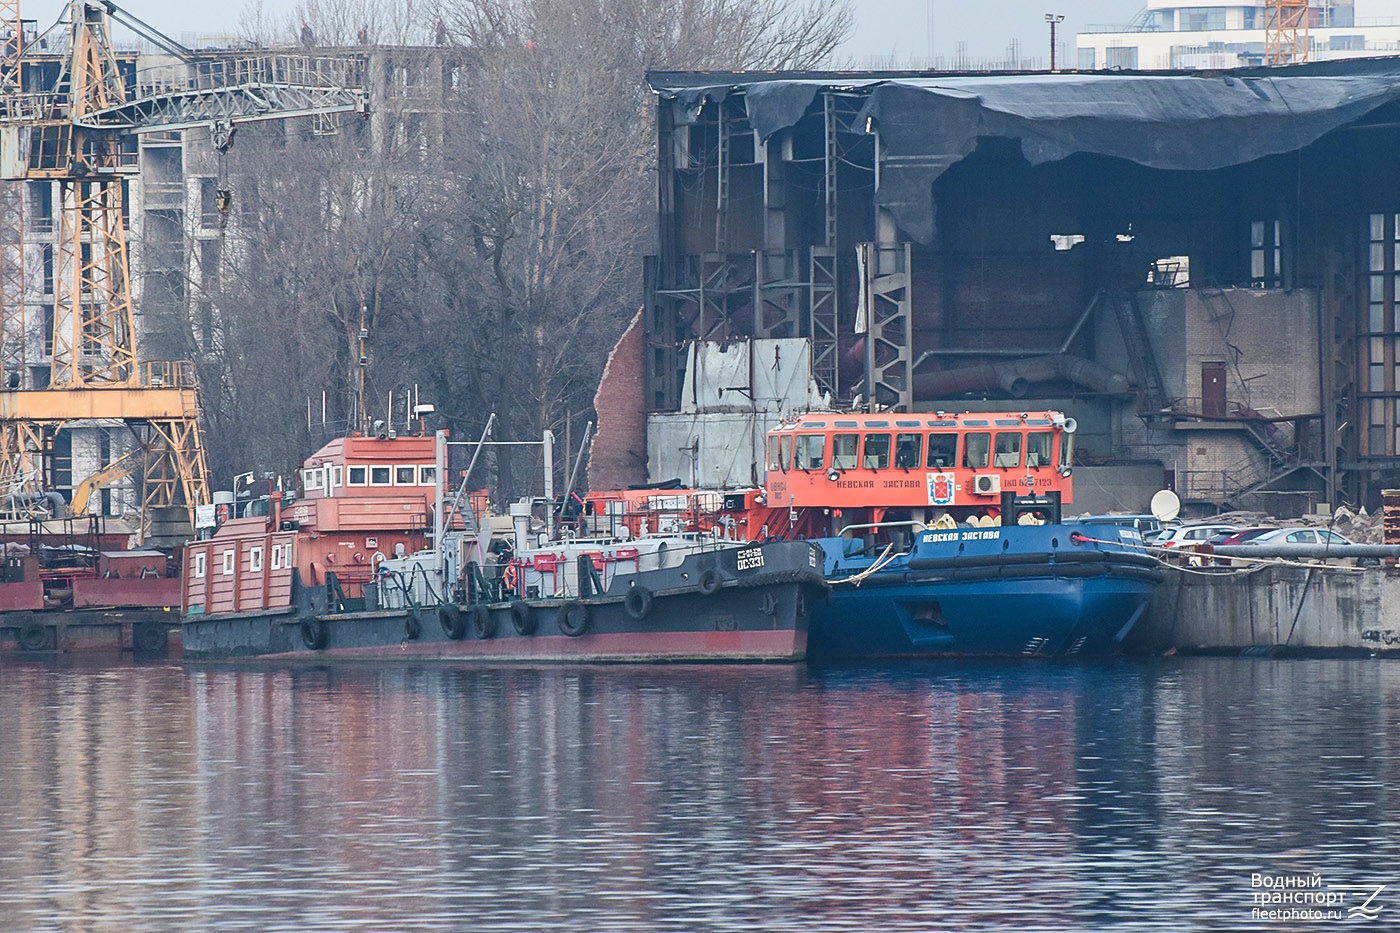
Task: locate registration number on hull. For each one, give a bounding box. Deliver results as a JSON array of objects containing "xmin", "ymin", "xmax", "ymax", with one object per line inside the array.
[{"xmin": 736, "ymin": 547, "xmax": 765, "ymax": 571}]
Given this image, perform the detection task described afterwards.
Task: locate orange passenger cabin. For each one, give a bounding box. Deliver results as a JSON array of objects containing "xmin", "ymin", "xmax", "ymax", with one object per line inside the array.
[
  {"xmin": 183, "ymin": 435, "xmax": 441, "ymax": 617},
  {"xmin": 761, "ymin": 411, "xmax": 1075, "ymax": 521}
]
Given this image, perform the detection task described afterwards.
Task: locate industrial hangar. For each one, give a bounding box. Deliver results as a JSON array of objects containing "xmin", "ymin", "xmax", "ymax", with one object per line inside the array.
[{"xmin": 591, "ymin": 58, "xmax": 1400, "ymax": 516}]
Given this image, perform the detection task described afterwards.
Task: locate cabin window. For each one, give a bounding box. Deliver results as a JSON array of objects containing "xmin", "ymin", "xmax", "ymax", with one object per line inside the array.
[
  {"xmin": 370, "ymin": 466, "xmax": 392, "ymax": 485},
  {"xmin": 348, "ymin": 466, "xmax": 367, "ymax": 485},
  {"xmin": 419, "ymin": 466, "xmax": 435, "ymax": 485},
  {"xmin": 778, "ymin": 435, "xmax": 792, "ymax": 472},
  {"xmin": 303, "ymin": 468, "xmax": 321, "ymax": 491},
  {"xmin": 283, "ymin": 543, "xmax": 294, "ymax": 567},
  {"xmin": 994, "ymin": 433, "xmax": 1022, "ymax": 468},
  {"xmin": 1026, "ymin": 432, "xmax": 1054, "ymax": 468},
  {"xmin": 894, "ymin": 433, "xmax": 922, "ymax": 469},
  {"xmin": 964, "ymin": 433, "xmax": 991, "ymax": 469},
  {"xmin": 862, "ymin": 434, "xmax": 891, "ymax": 469},
  {"xmin": 831, "ymin": 433, "xmax": 859, "ymax": 470},
  {"xmin": 794, "ymin": 434, "xmax": 825, "ymax": 470},
  {"xmin": 1060, "ymin": 432, "xmax": 1075, "ymax": 467},
  {"xmin": 194, "ymin": 552, "xmax": 206, "ymax": 578},
  {"xmin": 249, "ymin": 546, "xmax": 263, "ymax": 573},
  {"xmin": 395, "ymin": 466, "xmax": 416, "ymax": 485},
  {"xmin": 271, "ymin": 544, "xmax": 282, "ymax": 570},
  {"xmin": 332, "ymin": 465, "xmax": 343, "ymax": 487},
  {"xmin": 766, "ymin": 435, "xmax": 783, "ymax": 471},
  {"xmin": 222, "ymin": 550, "xmax": 235, "ymax": 574},
  {"xmin": 926, "ymin": 433, "xmax": 958, "ymax": 469}
]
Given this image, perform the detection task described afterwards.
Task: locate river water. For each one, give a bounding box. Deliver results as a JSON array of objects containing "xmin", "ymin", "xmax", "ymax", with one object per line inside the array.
[{"xmin": 1, "ymin": 656, "xmax": 1397, "ymax": 931}]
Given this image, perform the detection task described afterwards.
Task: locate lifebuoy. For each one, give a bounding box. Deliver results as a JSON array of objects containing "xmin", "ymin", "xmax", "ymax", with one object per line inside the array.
[
  {"xmin": 502, "ymin": 562, "xmax": 519, "ymax": 594},
  {"xmin": 300, "ymin": 617, "xmax": 328, "ymax": 650},
  {"xmin": 19, "ymin": 622, "xmax": 49, "ymax": 651},
  {"xmin": 510, "ymin": 600, "xmax": 535, "ymax": 636},
  {"xmin": 557, "ymin": 600, "xmax": 590, "ymax": 637},
  {"xmin": 697, "ymin": 568, "xmax": 722, "ymax": 596},
  {"xmin": 623, "ymin": 585, "xmax": 653, "ymax": 621},
  {"xmin": 439, "ymin": 605, "xmax": 466, "ymax": 640},
  {"xmin": 472, "ymin": 603, "xmax": 497, "ymax": 639}
]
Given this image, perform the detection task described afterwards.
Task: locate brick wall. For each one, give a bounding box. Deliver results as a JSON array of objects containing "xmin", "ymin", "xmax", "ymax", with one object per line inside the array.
[{"xmin": 586, "ymin": 310, "xmax": 648, "ymax": 490}]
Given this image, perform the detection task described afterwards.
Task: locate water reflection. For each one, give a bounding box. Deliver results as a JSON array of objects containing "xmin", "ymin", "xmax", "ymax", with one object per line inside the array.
[{"xmin": 0, "ymin": 658, "xmax": 1397, "ymax": 930}]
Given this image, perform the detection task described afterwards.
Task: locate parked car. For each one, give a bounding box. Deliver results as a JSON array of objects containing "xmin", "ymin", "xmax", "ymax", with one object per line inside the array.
[
  {"xmin": 1075, "ymin": 514, "xmax": 1164, "ymax": 543},
  {"xmin": 1238, "ymin": 528, "xmax": 1353, "ymax": 546},
  {"xmin": 1153, "ymin": 524, "xmax": 1239, "ymax": 548},
  {"xmin": 1208, "ymin": 526, "xmax": 1279, "ymax": 546},
  {"xmin": 1142, "ymin": 524, "xmax": 1180, "ymax": 545}
]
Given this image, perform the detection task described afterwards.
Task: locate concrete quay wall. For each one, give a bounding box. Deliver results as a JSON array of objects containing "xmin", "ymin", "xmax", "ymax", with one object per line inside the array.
[{"xmin": 1131, "ymin": 565, "xmax": 1400, "ymax": 655}]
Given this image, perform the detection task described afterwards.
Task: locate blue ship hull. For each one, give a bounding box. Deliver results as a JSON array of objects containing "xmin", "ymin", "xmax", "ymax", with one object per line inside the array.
[{"xmin": 808, "ymin": 521, "xmax": 1162, "ymax": 659}]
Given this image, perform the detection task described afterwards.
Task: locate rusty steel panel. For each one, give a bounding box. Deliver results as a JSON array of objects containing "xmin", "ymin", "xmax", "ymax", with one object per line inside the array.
[
  {"xmin": 0, "ymin": 579, "xmax": 43, "ymax": 610},
  {"xmin": 73, "ymin": 576, "xmax": 180, "ymax": 608}
]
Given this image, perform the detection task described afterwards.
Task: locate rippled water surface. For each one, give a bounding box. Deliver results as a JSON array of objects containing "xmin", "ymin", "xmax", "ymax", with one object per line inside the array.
[{"xmin": 2, "ymin": 656, "xmax": 1398, "ymax": 931}]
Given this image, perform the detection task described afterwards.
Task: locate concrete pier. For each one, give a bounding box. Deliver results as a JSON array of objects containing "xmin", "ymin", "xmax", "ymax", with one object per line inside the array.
[{"xmin": 1132, "ymin": 563, "xmax": 1400, "ymax": 655}]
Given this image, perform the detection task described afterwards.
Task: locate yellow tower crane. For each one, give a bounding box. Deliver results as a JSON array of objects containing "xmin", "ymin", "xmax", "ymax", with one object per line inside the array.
[
  {"xmin": 0, "ymin": 0, "xmax": 366, "ymax": 540},
  {"xmin": 1265, "ymin": 0, "xmax": 1311, "ymax": 65}
]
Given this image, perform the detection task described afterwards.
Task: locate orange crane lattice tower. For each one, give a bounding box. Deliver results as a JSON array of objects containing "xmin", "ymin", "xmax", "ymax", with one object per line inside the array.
[{"xmin": 1265, "ymin": 0, "xmax": 1310, "ymax": 65}]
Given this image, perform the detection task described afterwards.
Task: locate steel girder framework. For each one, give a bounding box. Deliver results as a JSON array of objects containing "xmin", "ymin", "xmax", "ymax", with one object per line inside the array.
[
  {"xmin": 76, "ymin": 54, "xmax": 367, "ymax": 132},
  {"xmin": 856, "ymin": 242, "xmax": 913, "ymax": 413}
]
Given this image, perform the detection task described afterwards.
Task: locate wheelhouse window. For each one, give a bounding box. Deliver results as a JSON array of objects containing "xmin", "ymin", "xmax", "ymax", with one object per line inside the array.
[
  {"xmin": 1060, "ymin": 431, "xmax": 1075, "ymax": 467},
  {"xmin": 893, "ymin": 433, "xmax": 922, "ymax": 469},
  {"xmin": 993, "ymin": 433, "xmax": 1022, "ymax": 468},
  {"xmin": 779, "ymin": 435, "xmax": 792, "ymax": 471},
  {"xmin": 794, "ymin": 434, "xmax": 825, "ymax": 471},
  {"xmin": 418, "ymin": 466, "xmax": 435, "ymax": 485},
  {"xmin": 1026, "ymin": 432, "xmax": 1054, "ymax": 468},
  {"xmin": 348, "ymin": 466, "xmax": 367, "ymax": 485},
  {"xmin": 963, "ymin": 432, "xmax": 990, "ymax": 469},
  {"xmin": 862, "ymin": 434, "xmax": 891, "ymax": 469},
  {"xmin": 370, "ymin": 466, "xmax": 392, "ymax": 485},
  {"xmin": 831, "ymin": 433, "xmax": 858, "ymax": 470},
  {"xmin": 926, "ymin": 433, "xmax": 957, "ymax": 469},
  {"xmin": 395, "ymin": 466, "xmax": 416, "ymax": 485},
  {"xmin": 766, "ymin": 435, "xmax": 783, "ymax": 471}
]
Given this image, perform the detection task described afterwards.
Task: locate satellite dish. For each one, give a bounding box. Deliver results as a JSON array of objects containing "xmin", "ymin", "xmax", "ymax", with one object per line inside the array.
[{"xmin": 1150, "ymin": 489, "xmax": 1181, "ymax": 523}]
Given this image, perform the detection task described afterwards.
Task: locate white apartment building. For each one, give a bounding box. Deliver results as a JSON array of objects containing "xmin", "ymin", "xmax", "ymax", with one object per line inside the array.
[{"xmin": 1077, "ymin": 0, "xmax": 1400, "ymax": 70}]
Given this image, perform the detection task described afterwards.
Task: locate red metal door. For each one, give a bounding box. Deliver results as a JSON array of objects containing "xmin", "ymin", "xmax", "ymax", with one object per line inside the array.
[{"xmin": 1202, "ymin": 362, "xmax": 1226, "ymax": 418}]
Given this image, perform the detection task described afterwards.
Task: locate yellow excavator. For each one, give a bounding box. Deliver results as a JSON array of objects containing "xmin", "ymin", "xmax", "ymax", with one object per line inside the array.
[{"xmin": 68, "ymin": 451, "xmax": 141, "ymax": 517}]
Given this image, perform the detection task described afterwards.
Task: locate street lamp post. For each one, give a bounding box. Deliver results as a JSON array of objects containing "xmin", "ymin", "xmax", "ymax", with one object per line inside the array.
[{"xmin": 1045, "ymin": 13, "xmax": 1065, "ymax": 70}]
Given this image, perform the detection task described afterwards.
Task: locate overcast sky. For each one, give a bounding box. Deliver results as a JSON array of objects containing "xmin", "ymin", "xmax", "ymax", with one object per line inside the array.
[{"xmin": 24, "ymin": 0, "xmax": 1142, "ymax": 66}]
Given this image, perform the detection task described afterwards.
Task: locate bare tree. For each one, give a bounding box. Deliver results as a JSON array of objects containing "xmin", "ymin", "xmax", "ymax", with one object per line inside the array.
[
  {"xmin": 286, "ymin": 0, "xmax": 438, "ymax": 47},
  {"xmin": 413, "ymin": 0, "xmax": 852, "ymax": 493},
  {"xmin": 202, "ymin": 0, "xmax": 851, "ymax": 495}
]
